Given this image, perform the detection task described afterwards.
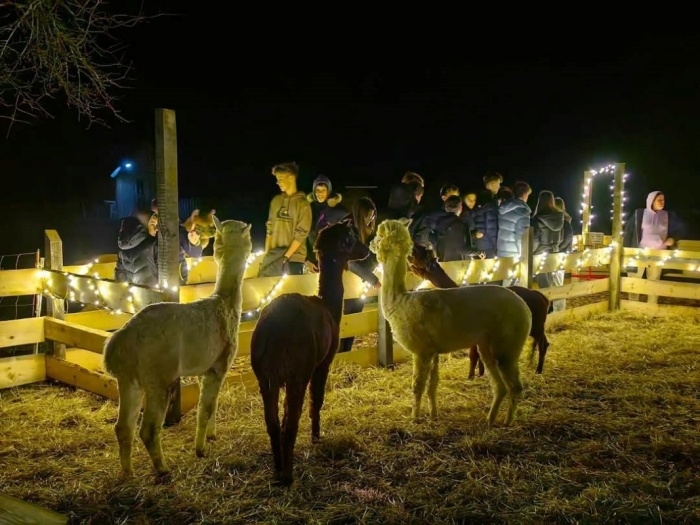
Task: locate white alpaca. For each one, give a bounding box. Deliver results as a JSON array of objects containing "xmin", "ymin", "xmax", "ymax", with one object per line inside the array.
[
  {"xmin": 103, "ymin": 218, "xmax": 252, "ymax": 476},
  {"xmin": 369, "ymin": 219, "xmax": 532, "ymax": 425}
]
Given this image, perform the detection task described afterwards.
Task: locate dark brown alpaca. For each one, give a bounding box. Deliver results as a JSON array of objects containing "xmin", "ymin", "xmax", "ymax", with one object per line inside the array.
[
  {"xmin": 250, "ymin": 219, "xmax": 369, "ymax": 485},
  {"xmin": 408, "ymin": 244, "xmax": 551, "ymax": 377}
]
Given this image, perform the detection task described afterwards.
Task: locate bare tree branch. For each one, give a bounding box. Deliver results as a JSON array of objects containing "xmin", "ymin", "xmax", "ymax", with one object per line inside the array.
[{"xmin": 0, "ymin": 0, "xmax": 155, "ymax": 136}]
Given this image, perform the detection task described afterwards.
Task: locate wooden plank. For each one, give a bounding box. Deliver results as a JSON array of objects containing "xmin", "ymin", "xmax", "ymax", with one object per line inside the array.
[
  {"xmin": 0, "ymin": 318, "xmax": 44, "ymax": 349},
  {"xmin": 0, "ymin": 269, "xmax": 41, "ymax": 297},
  {"xmin": 45, "ymin": 355, "xmax": 119, "ymax": 401},
  {"xmin": 0, "ymin": 354, "xmax": 46, "ymax": 389},
  {"xmin": 0, "ymin": 492, "xmax": 68, "ymax": 524},
  {"xmin": 620, "ymin": 300, "xmax": 700, "ymax": 320},
  {"xmin": 621, "ymin": 277, "xmax": 700, "ymax": 301},
  {"xmin": 236, "ymin": 304, "xmax": 380, "ymax": 357},
  {"xmin": 65, "ymin": 310, "xmax": 131, "ymax": 331},
  {"xmin": 44, "ymin": 318, "xmax": 111, "ymax": 354},
  {"xmin": 44, "ymin": 270, "xmax": 164, "ymax": 315},
  {"xmin": 539, "ymin": 278, "xmax": 609, "ymax": 301},
  {"xmin": 64, "ymin": 348, "xmax": 105, "ymax": 372},
  {"xmin": 546, "ymin": 301, "xmax": 609, "ymax": 325},
  {"xmin": 63, "ymin": 262, "xmax": 115, "ymax": 279}
]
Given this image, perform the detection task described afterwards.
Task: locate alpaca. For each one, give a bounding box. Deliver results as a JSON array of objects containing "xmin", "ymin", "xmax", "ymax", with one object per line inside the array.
[
  {"xmin": 408, "ymin": 243, "xmax": 551, "ymax": 378},
  {"xmin": 370, "ymin": 220, "xmax": 532, "ymax": 425},
  {"xmin": 251, "ymin": 219, "xmax": 369, "ymax": 485},
  {"xmin": 103, "ymin": 218, "xmax": 252, "ymax": 476}
]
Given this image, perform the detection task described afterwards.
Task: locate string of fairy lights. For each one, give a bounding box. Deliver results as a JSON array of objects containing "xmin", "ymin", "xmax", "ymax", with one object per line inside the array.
[
  {"xmin": 579, "ymin": 163, "xmax": 629, "ymax": 230},
  {"xmin": 36, "ymin": 218, "xmax": 697, "ymax": 318}
]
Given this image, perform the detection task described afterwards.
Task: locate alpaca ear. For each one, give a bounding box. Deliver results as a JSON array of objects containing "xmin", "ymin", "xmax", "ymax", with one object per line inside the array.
[
  {"xmin": 212, "ymin": 215, "xmax": 222, "ymax": 232},
  {"xmin": 242, "ymin": 223, "xmax": 252, "ymax": 235}
]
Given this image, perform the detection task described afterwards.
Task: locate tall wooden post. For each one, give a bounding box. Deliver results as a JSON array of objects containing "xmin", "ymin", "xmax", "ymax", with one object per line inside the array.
[
  {"xmin": 377, "ymin": 294, "xmax": 394, "ymax": 368},
  {"xmin": 44, "ymin": 230, "xmax": 66, "ymax": 358},
  {"xmin": 581, "ymin": 170, "xmax": 594, "ymax": 249},
  {"xmin": 608, "ymin": 162, "xmax": 625, "ymax": 310},
  {"xmin": 520, "ymin": 227, "xmax": 534, "ymax": 289},
  {"xmin": 34, "ymin": 250, "xmax": 44, "ymax": 354},
  {"xmin": 155, "ymin": 108, "xmax": 182, "ymax": 425}
]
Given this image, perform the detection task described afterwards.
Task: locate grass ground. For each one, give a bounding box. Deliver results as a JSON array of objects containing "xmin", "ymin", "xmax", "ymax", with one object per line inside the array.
[{"xmin": 0, "ymin": 310, "xmax": 698, "ymax": 524}]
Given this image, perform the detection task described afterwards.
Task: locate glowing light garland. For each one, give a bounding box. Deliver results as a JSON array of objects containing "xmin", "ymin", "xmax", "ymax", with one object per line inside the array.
[
  {"xmin": 579, "ymin": 164, "xmax": 629, "ymax": 232},
  {"xmin": 39, "ymin": 270, "xmax": 169, "ymax": 315}
]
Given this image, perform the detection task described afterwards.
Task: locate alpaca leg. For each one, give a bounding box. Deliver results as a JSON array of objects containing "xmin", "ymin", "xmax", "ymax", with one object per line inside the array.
[
  {"xmin": 529, "ymin": 339, "xmax": 537, "ymax": 368},
  {"xmin": 412, "ymin": 353, "xmax": 432, "ymax": 420},
  {"xmin": 478, "ymin": 356, "xmax": 485, "ymax": 377},
  {"xmin": 280, "ymin": 382, "xmax": 307, "ymax": 485},
  {"xmin": 426, "ymin": 354, "xmax": 440, "ymax": 419},
  {"xmin": 499, "ymin": 360, "xmax": 524, "ymax": 426},
  {"xmin": 309, "ymin": 365, "xmax": 331, "ymax": 443},
  {"xmin": 259, "ymin": 383, "xmax": 282, "ymax": 473},
  {"xmin": 114, "ymin": 380, "xmax": 143, "ymax": 477},
  {"xmin": 195, "ymin": 368, "xmax": 226, "ymax": 457},
  {"xmin": 139, "ymin": 386, "xmax": 171, "ymax": 475},
  {"xmin": 468, "ymin": 346, "xmax": 479, "ymax": 380},
  {"xmin": 477, "ymin": 347, "xmax": 508, "ymax": 425},
  {"xmin": 536, "ymin": 336, "xmax": 550, "ymax": 374}
]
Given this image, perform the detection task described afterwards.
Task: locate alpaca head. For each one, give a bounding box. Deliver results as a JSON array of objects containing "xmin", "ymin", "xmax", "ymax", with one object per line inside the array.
[
  {"xmin": 369, "ymin": 219, "xmax": 414, "ymax": 265},
  {"xmin": 314, "ymin": 218, "xmax": 370, "ymax": 266},
  {"xmin": 407, "ymin": 243, "xmax": 440, "ymax": 279},
  {"xmin": 212, "ymin": 217, "xmax": 253, "ymax": 268}
]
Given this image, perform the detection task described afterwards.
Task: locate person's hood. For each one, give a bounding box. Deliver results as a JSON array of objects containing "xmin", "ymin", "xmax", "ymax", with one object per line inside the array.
[
  {"xmin": 117, "ymin": 217, "xmax": 151, "ymax": 250},
  {"xmin": 313, "ymin": 174, "xmax": 332, "ymax": 195},
  {"xmin": 499, "ymin": 198, "xmax": 530, "ymax": 216},
  {"xmin": 308, "ymin": 174, "xmax": 342, "ymax": 206},
  {"xmin": 646, "ymin": 191, "xmax": 662, "ymax": 211},
  {"xmin": 535, "ymin": 210, "xmax": 565, "ymax": 231}
]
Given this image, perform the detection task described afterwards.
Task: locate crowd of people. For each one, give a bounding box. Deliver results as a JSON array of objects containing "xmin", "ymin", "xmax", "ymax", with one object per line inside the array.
[{"xmin": 113, "ymin": 162, "xmax": 683, "ymax": 349}]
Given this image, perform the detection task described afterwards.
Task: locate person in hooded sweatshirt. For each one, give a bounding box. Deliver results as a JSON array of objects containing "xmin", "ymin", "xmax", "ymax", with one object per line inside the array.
[
  {"xmin": 623, "ymin": 191, "xmax": 684, "ymax": 303},
  {"xmin": 531, "ymin": 190, "xmax": 566, "ymax": 309},
  {"xmin": 114, "ymin": 210, "xmax": 159, "ymax": 288},
  {"xmin": 305, "ymin": 174, "xmax": 346, "ymax": 273},
  {"xmin": 260, "ymin": 162, "xmax": 313, "ymax": 277}
]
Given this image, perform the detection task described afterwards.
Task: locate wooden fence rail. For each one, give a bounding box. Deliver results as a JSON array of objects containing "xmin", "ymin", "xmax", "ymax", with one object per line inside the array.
[{"xmin": 1, "ymin": 231, "xmax": 698, "ymax": 415}]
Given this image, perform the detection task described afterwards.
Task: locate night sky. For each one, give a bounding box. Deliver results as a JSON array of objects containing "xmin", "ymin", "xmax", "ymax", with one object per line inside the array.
[{"xmin": 2, "ymin": 9, "xmax": 699, "ymax": 242}]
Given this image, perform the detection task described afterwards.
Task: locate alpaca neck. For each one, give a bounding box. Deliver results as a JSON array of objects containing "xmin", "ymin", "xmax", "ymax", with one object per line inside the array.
[
  {"xmin": 213, "ymin": 256, "xmax": 245, "ymax": 310},
  {"xmin": 381, "ymin": 257, "xmax": 408, "ymax": 309},
  {"xmin": 317, "ymin": 255, "xmax": 345, "ymax": 323}
]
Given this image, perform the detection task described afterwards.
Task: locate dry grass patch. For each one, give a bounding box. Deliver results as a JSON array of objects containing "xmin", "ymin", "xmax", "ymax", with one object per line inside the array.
[{"xmin": 0, "ymin": 311, "xmax": 698, "ymax": 524}]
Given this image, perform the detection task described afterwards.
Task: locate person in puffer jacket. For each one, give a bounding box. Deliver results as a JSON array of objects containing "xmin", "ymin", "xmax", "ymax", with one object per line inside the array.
[
  {"xmin": 114, "ymin": 211, "xmax": 158, "ymax": 288},
  {"xmin": 305, "ymin": 174, "xmax": 346, "ymax": 272},
  {"xmin": 531, "ymin": 190, "xmax": 566, "ymax": 309},
  {"xmin": 471, "ymin": 172, "xmax": 503, "ymax": 259},
  {"xmin": 497, "ymin": 182, "xmax": 532, "ymax": 259}
]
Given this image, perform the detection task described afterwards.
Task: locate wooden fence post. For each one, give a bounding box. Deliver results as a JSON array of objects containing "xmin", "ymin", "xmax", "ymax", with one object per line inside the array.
[
  {"xmin": 33, "ymin": 250, "xmax": 44, "ymax": 354},
  {"xmin": 377, "ymin": 294, "xmax": 394, "ymax": 368},
  {"xmin": 44, "ymin": 230, "xmax": 66, "ymax": 359},
  {"xmin": 520, "ymin": 227, "xmax": 534, "ymax": 289},
  {"xmin": 155, "ymin": 108, "xmax": 182, "ymax": 426},
  {"xmin": 608, "ymin": 162, "xmax": 625, "ymax": 310},
  {"xmin": 581, "ymin": 170, "xmax": 593, "ymax": 249}
]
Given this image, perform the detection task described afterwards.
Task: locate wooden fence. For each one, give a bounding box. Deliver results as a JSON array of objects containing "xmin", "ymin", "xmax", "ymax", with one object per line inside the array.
[{"xmin": 1, "ymin": 229, "xmax": 698, "ymax": 417}]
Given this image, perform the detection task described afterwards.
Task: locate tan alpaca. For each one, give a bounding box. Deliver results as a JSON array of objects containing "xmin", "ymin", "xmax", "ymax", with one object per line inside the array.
[
  {"xmin": 103, "ymin": 218, "xmax": 252, "ymax": 476},
  {"xmin": 369, "ymin": 219, "xmax": 532, "ymax": 425}
]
